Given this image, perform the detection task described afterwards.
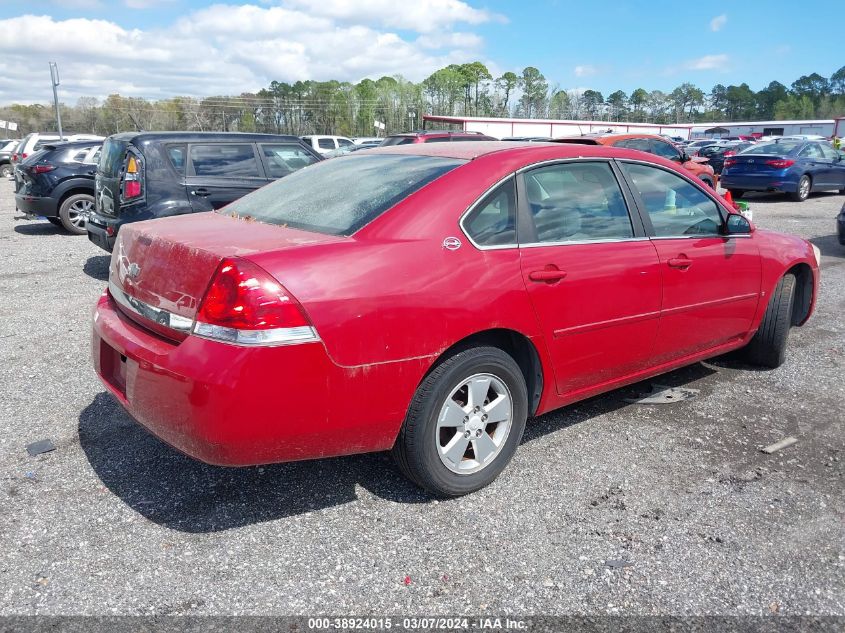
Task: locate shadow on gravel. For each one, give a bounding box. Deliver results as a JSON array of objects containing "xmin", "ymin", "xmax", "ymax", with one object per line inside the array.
[
  {"xmin": 521, "ymin": 362, "xmax": 719, "ymax": 443},
  {"xmin": 81, "ymin": 363, "xmax": 719, "ymax": 532},
  {"xmin": 809, "ymin": 234, "xmax": 845, "ymax": 260},
  {"xmin": 83, "ymin": 255, "xmax": 111, "ymax": 281},
  {"xmin": 13, "ymin": 222, "xmax": 68, "ymax": 236},
  {"xmin": 79, "ymin": 393, "xmax": 432, "ymax": 532}
]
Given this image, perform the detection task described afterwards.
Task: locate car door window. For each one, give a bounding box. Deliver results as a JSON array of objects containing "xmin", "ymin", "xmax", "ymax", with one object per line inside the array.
[
  {"xmin": 317, "ymin": 138, "xmax": 335, "ymax": 150},
  {"xmin": 261, "ymin": 144, "xmax": 319, "ymax": 178},
  {"xmin": 614, "ymin": 138, "xmax": 650, "ymax": 152},
  {"xmin": 818, "ymin": 144, "xmax": 839, "ymax": 160},
  {"xmin": 337, "ymin": 139, "xmax": 354, "ymax": 147},
  {"xmin": 798, "ymin": 144, "xmax": 823, "ymax": 159},
  {"xmin": 189, "ymin": 144, "xmax": 260, "ymax": 177},
  {"xmin": 650, "ymin": 139, "xmax": 681, "ymax": 160},
  {"xmin": 523, "ymin": 162, "xmax": 633, "ymax": 243},
  {"xmin": 463, "ymin": 177, "xmax": 517, "ymax": 246},
  {"xmin": 623, "ymin": 163, "xmax": 723, "ymax": 237}
]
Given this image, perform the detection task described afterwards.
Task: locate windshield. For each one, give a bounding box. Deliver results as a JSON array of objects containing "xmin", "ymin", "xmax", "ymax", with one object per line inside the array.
[
  {"xmin": 740, "ymin": 141, "xmax": 801, "ymax": 155},
  {"xmin": 222, "ymin": 153, "xmax": 464, "ymax": 236}
]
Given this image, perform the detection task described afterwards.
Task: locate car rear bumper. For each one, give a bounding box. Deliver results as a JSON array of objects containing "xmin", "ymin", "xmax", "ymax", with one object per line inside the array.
[
  {"xmin": 720, "ymin": 174, "xmax": 797, "ymax": 193},
  {"xmin": 14, "ymin": 193, "xmax": 58, "ymax": 217},
  {"xmin": 87, "ymin": 215, "xmax": 117, "ymax": 252},
  {"xmin": 92, "ymin": 292, "xmax": 407, "ymax": 466}
]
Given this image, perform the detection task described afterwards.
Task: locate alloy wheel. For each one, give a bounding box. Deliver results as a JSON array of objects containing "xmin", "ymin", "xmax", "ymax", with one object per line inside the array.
[
  {"xmin": 436, "ymin": 373, "xmax": 513, "ymax": 475},
  {"xmin": 67, "ymin": 198, "xmax": 94, "ymax": 228}
]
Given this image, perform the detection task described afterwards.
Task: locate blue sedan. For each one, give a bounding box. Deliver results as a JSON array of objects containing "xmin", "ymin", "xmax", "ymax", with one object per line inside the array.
[{"xmin": 721, "ymin": 140, "xmax": 845, "ymax": 202}]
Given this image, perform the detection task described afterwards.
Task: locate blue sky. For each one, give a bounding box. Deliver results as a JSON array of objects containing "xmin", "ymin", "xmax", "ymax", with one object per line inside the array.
[{"xmin": 0, "ymin": 0, "xmax": 841, "ymax": 103}]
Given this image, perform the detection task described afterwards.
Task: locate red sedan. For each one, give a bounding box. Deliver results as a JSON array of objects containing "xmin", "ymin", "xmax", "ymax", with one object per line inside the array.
[{"xmin": 92, "ymin": 142, "xmax": 820, "ymax": 496}]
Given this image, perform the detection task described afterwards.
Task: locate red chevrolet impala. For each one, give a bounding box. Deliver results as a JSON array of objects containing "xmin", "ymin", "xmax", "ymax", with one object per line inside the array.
[{"xmin": 92, "ymin": 142, "xmax": 819, "ymax": 496}]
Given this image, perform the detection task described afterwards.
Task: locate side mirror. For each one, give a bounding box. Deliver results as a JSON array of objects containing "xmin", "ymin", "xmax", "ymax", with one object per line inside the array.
[{"xmin": 724, "ymin": 213, "xmax": 752, "ymax": 235}]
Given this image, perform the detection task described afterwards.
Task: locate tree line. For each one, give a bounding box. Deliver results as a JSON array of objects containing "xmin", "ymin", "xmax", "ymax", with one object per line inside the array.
[{"xmin": 2, "ymin": 63, "xmax": 844, "ymax": 138}]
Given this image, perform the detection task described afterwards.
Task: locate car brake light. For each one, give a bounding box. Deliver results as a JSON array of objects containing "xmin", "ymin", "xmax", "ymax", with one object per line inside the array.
[
  {"xmin": 724, "ymin": 158, "xmax": 736, "ymax": 168},
  {"xmin": 194, "ymin": 258, "xmax": 319, "ymax": 346},
  {"xmin": 122, "ymin": 154, "xmax": 143, "ymax": 200},
  {"xmin": 12, "ymin": 153, "xmax": 18, "ymax": 161},
  {"xmin": 723, "ymin": 151, "xmax": 736, "ymax": 157},
  {"xmin": 22, "ymin": 153, "xmax": 28, "ymax": 159},
  {"xmin": 765, "ymin": 159, "xmax": 795, "ymax": 168},
  {"xmin": 33, "ymin": 164, "xmax": 56, "ymax": 174}
]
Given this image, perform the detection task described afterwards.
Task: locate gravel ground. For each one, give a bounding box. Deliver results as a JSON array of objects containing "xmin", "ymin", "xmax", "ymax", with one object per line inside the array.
[{"xmin": 0, "ymin": 178, "xmax": 842, "ymax": 617}]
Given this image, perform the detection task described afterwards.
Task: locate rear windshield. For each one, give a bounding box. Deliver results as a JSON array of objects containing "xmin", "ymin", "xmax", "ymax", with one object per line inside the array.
[
  {"xmin": 740, "ymin": 141, "xmax": 801, "ymax": 155},
  {"xmin": 380, "ymin": 136, "xmax": 416, "ymax": 146},
  {"xmin": 99, "ymin": 137, "xmax": 130, "ymax": 176},
  {"xmin": 221, "ymin": 154, "xmax": 464, "ymax": 236}
]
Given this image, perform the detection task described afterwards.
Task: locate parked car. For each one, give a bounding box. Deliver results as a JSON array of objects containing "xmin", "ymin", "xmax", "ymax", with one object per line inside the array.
[
  {"xmin": 87, "ymin": 132, "xmax": 322, "ymax": 252},
  {"xmin": 352, "ymin": 137, "xmax": 383, "ymax": 145},
  {"xmin": 91, "ymin": 141, "xmax": 819, "ymax": 497},
  {"xmin": 697, "ymin": 142, "xmax": 753, "ymax": 175},
  {"xmin": 300, "ymin": 135, "xmax": 356, "ymax": 154},
  {"xmin": 14, "ymin": 140, "xmax": 101, "ymax": 234},
  {"xmin": 13, "ymin": 133, "xmax": 103, "ymax": 164},
  {"xmin": 502, "ymin": 136, "xmax": 554, "ymax": 142},
  {"xmin": 552, "ymin": 133, "xmax": 717, "ymax": 188},
  {"xmin": 0, "ymin": 139, "xmax": 20, "ymax": 177},
  {"xmin": 379, "ymin": 130, "xmax": 496, "ymax": 145},
  {"xmin": 721, "ymin": 139, "xmax": 845, "ymax": 201},
  {"xmin": 684, "ymin": 139, "xmax": 724, "ymax": 154}
]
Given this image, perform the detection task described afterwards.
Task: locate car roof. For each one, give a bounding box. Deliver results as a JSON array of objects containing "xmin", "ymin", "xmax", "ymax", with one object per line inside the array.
[
  {"xmin": 365, "ymin": 140, "xmax": 673, "ymax": 162},
  {"xmin": 108, "ymin": 132, "xmax": 304, "ymax": 144}
]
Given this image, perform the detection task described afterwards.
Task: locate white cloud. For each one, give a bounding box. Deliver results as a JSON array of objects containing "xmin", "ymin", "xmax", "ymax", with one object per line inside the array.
[
  {"xmin": 710, "ymin": 14, "xmax": 727, "ymax": 31},
  {"xmin": 0, "ymin": 3, "xmax": 497, "ymax": 103},
  {"xmin": 686, "ymin": 54, "xmax": 729, "ymax": 70},
  {"xmin": 282, "ymin": 0, "xmax": 506, "ymax": 33},
  {"xmin": 573, "ymin": 65, "xmax": 596, "ymax": 78}
]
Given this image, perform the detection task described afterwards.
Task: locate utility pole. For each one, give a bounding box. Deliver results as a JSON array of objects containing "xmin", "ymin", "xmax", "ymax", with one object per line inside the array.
[{"xmin": 49, "ymin": 62, "xmax": 64, "ymax": 140}]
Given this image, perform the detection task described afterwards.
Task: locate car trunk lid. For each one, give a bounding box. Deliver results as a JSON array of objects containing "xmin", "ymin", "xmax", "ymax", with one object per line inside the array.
[{"xmin": 108, "ymin": 212, "xmax": 344, "ymax": 337}]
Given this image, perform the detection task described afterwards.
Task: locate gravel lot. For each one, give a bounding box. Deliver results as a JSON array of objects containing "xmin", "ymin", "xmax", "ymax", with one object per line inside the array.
[{"xmin": 0, "ymin": 178, "xmax": 842, "ymax": 617}]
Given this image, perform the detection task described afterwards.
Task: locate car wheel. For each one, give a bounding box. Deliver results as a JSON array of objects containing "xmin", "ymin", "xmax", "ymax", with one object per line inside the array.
[
  {"xmin": 741, "ymin": 273, "xmax": 796, "ymax": 369},
  {"xmin": 0, "ymin": 164, "xmax": 11, "ymax": 178},
  {"xmin": 58, "ymin": 193, "xmax": 95, "ymax": 235},
  {"xmin": 727, "ymin": 189, "xmax": 745, "ymax": 199},
  {"xmin": 790, "ymin": 176, "xmax": 811, "ymax": 202},
  {"xmin": 392, "ymin": 346, "xmax": 528, "ymax": 497}
]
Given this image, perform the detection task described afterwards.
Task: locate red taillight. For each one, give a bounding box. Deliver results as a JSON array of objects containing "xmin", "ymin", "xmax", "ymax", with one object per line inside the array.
[
  {"xmin": 21, "ymin": 153, "xmax": 28, "ymax": 159},
  {"xmin": 194, "ymin": 258, "xmax": 317, "ymax": 345},
  {"xmin": 124, "ymin": 180, "xmax": 141, "ymax": 198},
  {"xmin": 765, "ymin": 159, "xmax": 795, "ymax": 168},
  {"xmin": 723, "ymin": 151, "xmax": 736, "ymax": 157},
  {"xmin": 724, "ymin": 158, "xmax": 736, "ymax": 168},
  {"xmin": 33, "ymin": 164, "xmax": 56, "ymax": 174},
  {"xmin": 11, "ymin": 153, "xmax": 18, "ymax": 161}
]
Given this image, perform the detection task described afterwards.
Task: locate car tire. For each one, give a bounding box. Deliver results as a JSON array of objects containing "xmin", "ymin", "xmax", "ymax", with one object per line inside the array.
[
  {"xmin": 727, "ymin": 189, "xmax": 745, "ymax": 199},
  {"xmin": 790, "ymin": 176, "xmax": 811, "ymax": 202},
  {"xmin": 741, "ymin": 273, "xmax": 796, "ymax": 369},
  {"xmin": 392, "ymin": 346, "xmax": 528, "ymax": 497},
  {"xmin": 58, "ymin": 193, "xmax": 94, "ymax": 235},
  {"xmin": 0, "ymin": 163, "xmax": 11, "ymax": 178}
]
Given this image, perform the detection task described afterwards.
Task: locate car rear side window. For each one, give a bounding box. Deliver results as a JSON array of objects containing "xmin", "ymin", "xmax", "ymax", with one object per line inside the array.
[
  {"xmin": 623, "ymin": 163, "xmax": 723, "ymax": 237},
  {"xmin": 380, "ymin": 137, "xmax": 415, "ymax": 146},
  {"xmin": 524, "ymin": 162, "xmax": 633, "ymax": 243},
  {"xmin": 650, "ymin": 139, "xmax": 681, "ymax": 160},
  {"xmin": 222, "ymin": 154, "xmax": 464, "ymax": 236},
  {"xmin": 260, "ymin": 143, "xmax": 319, "ymax": 178},
  {"xmin": 463, "ymin": 177, "xmax": 517, "ymax": 247},
  {"xmin": 615, "ymin": 138, "xmax": 651, "ymax": 152},
  {"xmin": 166, "ymin": 144, "xmax": 187, "ymax": 174},
  {"xmin": 317, "ymin": 138, "xmax": 336, "ymax": 150},
  {"xmin": 190, "ymin": 144, "xmax": 260, "ymax": 178},
  {"xmin": 424, "ymin": 137, "xmax": 451, "ymax": 143}
]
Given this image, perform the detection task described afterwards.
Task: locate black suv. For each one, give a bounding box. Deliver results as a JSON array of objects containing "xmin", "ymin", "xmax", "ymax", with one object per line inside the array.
[
  {"xmin": 14, "ymin": 140, "xmax": 101, "ymax": 234},
  {"xmin": 87, "ymin": 132, "xmax": 322, "ymax": 252}
]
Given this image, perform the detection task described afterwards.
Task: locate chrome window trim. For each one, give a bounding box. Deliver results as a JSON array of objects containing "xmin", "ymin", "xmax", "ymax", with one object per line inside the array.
[
  {"xmin": 458, "ymin": 173, "xmax": 520, "ymax": 251},
  {"xmin": 109, "ymin": 280, "xmax": 193, "ymax": 333},
  {"xmin": 520, "ymin": 237, "xmax": 650, "ymax": 249},
  {"xmin": 650, "ymin": 234, "xmax": 752, "ymax": 240}
]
